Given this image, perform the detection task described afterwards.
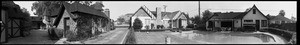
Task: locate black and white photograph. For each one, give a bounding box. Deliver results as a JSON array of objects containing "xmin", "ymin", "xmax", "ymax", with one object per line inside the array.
[{"xmin": 1, "ymin": 1, "xmax": 297, "ymax": 44}]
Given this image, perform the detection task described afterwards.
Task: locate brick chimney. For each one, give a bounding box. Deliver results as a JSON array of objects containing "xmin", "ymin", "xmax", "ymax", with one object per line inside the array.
[
  {"xmin": 156, "ymin": 7, "xmax": 162, "ymax": 25},
  {"xmin": 104, "ymin": 8, "xmax": 110, "ymax": 17}
]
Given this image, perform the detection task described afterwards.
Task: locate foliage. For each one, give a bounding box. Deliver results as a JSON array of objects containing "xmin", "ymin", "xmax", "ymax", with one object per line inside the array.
[
  {"xmin": 190, "ymin": 15, "xmax": 206, "ymax": 30},
  {"xmin": 245, "ymin": 7, "xmax": 251, "ymax": 12},
  {"xmin": 90, "ymin": 1, "xmax": 105, "ymax": 11},
  {"xmin": 202, "ymin": 10, "xmax": 213, "ymax": 22},
  {"xmin": 278, "ymin": 10, "xmax": 285, "ymax": 16},
  {"xmin": 31, "ymin": 1, "xmax": 63, "ymax": 16},
  {"xmin": 186, "ymin": 24, "xmax": 194, "ymax": 28},
  {"xmin": 133, "ymin": 18, "xmax": 143, "ymax": 30},
  {"xmin": 117, "ymin": 17, "xmax": 125, "ymax": 24}
]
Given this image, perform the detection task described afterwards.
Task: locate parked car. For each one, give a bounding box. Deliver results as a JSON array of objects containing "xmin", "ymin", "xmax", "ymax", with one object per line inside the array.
[{"xmin": 110, "ymin": 19, "xmax": 116, "ymax": 30}]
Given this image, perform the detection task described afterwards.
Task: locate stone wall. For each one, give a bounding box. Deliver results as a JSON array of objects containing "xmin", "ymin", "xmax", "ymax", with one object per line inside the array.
[{"xmin": 65, "ymin": 13, "xmax": 109, "ymax": 41}]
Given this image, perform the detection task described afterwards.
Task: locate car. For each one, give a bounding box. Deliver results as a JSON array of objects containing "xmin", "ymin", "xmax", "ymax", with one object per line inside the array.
[{"xmin": 110, "ymin": 19, "xmax": 116, "ymax": 30}]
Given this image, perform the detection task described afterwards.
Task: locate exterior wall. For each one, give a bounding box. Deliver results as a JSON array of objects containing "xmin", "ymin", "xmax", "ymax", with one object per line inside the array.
[
  {"xmin": 57, "ymin": 10, "xmax": 72, "ymax": 30},
  {"xmin": 214, "ymin": 21, "xmax": 221, "ymax": 27},
  {"xmin": 1, "ymin": 9, "xmax": 6, "ymax": 42},
  {"xmin": 243, "ymin": 8, "xmax": 268, "ymax": 29},
  {"xmin": 181, "ymin": 19, "xmax": 188, "ymax": 28},
  {"xmin": 57, "ymin": 10, "xmax": 110, "ymax": 41},
  {"xmin": 234, "ymin": 20, "xmax": 242, "ymax": 27},
  {"xmin": 162, "ymin": 20, "xmax": 170, "ymax": 29},
  {"xmin": 131, "ymin": 17, "xmax": 152, "ymax": 29},
  {"xmin": 131, "ymin": 8, "xmax": 155, "ymax": 29}
]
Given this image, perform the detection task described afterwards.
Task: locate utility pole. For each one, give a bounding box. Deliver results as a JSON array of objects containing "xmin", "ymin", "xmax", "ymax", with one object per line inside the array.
[{"xmin": 198, "ymin": 1, "xmax": 200, "ymax": 18}]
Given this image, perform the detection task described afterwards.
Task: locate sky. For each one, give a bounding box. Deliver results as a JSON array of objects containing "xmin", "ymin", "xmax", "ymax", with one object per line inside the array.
[{"xmin": 13, "ymin": 1, "xmax": 296, "ymax": 20}]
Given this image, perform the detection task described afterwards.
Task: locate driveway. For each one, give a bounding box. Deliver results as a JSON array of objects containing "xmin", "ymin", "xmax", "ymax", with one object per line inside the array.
[
  {"xmin": 4, "ymin": 29, "xmax": 58, "ymax": 44},
  {"xmin": 83, "ymin": 28, "xmax": 129, "ymax": 44}
]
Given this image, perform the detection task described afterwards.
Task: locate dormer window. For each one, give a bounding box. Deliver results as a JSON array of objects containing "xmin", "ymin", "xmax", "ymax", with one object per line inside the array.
[{"xmin": 253, "ymin": 9, "xmax": 256, "ymax": 14}]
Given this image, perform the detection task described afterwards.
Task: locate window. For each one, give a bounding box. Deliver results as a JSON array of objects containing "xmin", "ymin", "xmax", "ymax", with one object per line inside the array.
[
  {"xmin": 261, "ymin": 20, "xmax": 267, "ymax": 27},
  {"xmin": 244, "ymin": 20, "xmax": 253, "ymax": 22},
  {"xmin": 275, "ymin": 21, "xmax": 280, "ymax": 24},
  {"xmin": 253, "ymin": 9, "xmax": 256, "ymax": 14},
  {"xmin": 281, "ymin": 21, "xmax": 285, "ymax": 24}
]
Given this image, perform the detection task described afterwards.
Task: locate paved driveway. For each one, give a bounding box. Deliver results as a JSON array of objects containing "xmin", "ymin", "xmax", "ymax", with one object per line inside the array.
[
  {"xmin": 4, "ymin": 29, "xmax": 58, "ymax": 44},
  {"xmin": 83, "ymin": 28, "xmax": 129, "ymax": 44}
]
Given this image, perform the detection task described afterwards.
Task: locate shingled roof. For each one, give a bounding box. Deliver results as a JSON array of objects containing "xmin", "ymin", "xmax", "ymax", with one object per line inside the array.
[
  {"xmin": 163, "ymin": 11, "xmax": 180, "ymax": 20},
  {"xmin": 267, "ymin": 15, "xmax": 294, "ymax": 21},
  {"xmin": 209, "ymin": 5, "xmax": 269, "ymax": 20},
  {"xmin": 62, "ymin": 2, "xmax": 108, "ymax": 19},
  {"xmin": 210, "ymin": 12, "xmax": 246, "ymax": 19}
]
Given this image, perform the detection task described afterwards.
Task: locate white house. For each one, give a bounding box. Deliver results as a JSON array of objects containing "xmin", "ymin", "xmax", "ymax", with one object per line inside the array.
[
  {"xmin": 130, "ymin": 6, "xmax": 190, "ymax": 29},
  {"xmin": 206, "ymin": 5, "xmax": 269, "ymax": 30}
]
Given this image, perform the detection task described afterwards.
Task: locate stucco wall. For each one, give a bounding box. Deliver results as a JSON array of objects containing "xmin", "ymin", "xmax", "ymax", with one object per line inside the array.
[
  {"xmin": 242, "ymin": 7, "xmax": 268, "ymax": 29},
  {"xmin": 181, "ymin": 20, "xmax": 187, "ymax": 28},
  {"xmin": 234, "ymin": 20, "xmax": 242, "ymax": 27},
  {"xmin": 214, "ymin": 21, "xmax": 221, "ymax": 27},
  {"xmin": 131, "ymin": 8, "xmax": 155, "ymax": 29}
]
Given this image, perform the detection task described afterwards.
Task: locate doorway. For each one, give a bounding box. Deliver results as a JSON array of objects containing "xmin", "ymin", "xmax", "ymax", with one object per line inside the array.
[{"xmin": 255, "ymin": 20, "xmax": 260, "ymax": 30}]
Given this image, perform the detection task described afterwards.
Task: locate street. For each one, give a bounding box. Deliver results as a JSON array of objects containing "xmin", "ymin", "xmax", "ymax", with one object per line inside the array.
[{"xmin": 83, "ymin": 28, "xmax": 129, "ymax": 44}]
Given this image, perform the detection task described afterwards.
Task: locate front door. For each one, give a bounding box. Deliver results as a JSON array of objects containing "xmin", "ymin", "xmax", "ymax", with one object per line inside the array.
[
  {"xmin": 255, "ymin": 20, "xmax": 260, "ymax": 30},
  {"xmin": 178, "ymin": 19, "xmax": 182, "ymax": 28}
]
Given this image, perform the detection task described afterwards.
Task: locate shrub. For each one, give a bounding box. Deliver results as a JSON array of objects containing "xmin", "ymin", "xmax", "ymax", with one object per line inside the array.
[
  {"xmin": 133, "ymin": 18, "xmax": 143, "ymax": 30},
  {"xmin": 186, "ymin": 24, "xmax": 194, "ymax": 28}
]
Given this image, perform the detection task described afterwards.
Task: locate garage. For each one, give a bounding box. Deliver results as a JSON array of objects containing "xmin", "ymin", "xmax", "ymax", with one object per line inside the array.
[{"xmin": 221, "ymin": 21, "xmax": 233, "ymax": 27}]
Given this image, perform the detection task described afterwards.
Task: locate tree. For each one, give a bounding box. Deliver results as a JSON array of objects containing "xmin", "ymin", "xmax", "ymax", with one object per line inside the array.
[
  {"xmin": 202, "ymin": 10, "xmax": 213, "ymax": 22},
  {"xmin": 245, "ymin": 7, "xmax": 251, "ymax": 12},
  {"xmin": 31, "ymin": 1, "xmax": 63, "ymax": 16},
  {"xmin": 90, "ymin": 1, "xmax": 105, "ymax": 11},
  {"xmin": 291, "ymin": 16, "xmax": 296, "ymax": 21},
  {"xmin": 133, "ymin": 18, "xmax": 143, "ymax": 30},
  {"xmin": 278, "ymin": 10, "xmax": 285, "ymax": 16},
  {"xmin": 190, "ymin": 15, "xmax": 202, "ymax": 25},
  {"xmin": 79, "ymin": 1, "xmax": 93, "ymax": 6},
  {"xmin": 117, "ymin": 17, "xmax": 125, "ymax": 23}
]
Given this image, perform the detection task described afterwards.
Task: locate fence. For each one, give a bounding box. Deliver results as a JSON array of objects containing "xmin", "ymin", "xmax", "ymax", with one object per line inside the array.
[{"xmin": 263, "ymin": 27, "xmax": 296, "ymax": 44}]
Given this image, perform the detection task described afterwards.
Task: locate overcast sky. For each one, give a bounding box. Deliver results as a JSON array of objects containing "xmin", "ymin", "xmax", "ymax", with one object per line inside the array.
[{"xmin": 14, "ymin": 1, "xmax": 296, "ymax": 20}]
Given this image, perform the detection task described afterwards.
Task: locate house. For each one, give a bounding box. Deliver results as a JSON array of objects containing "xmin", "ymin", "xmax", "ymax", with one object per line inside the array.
[
  {"xmin": 266, "ymin": 15, "xmax": 296, "ymax": 24},
  {"xmin": 47, "ymin": 2, "xmax": 110, "ymax": 41},
  {"xmin": 130, "ymin": 5, "xmax": 190, "ymax": 29},
  {"xmin": 206, "ymin": 5, "xmax": 269, "ymax": 30},
  {"xmin": 1, "ymin": 1, "xmax": 31, "ymax": 43}
]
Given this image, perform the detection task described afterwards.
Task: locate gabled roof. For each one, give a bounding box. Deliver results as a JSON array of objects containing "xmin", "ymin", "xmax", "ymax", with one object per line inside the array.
[
  {"xmin": 131, "ymin": 6, "xmax": 156, "ymax": 18},
  {"xmin": 208, "ymin": 5, "xmax": 269, "ymax": 20},
  {"xmin": 150, "ymin": 11, "xmax": 173, "ymax": 18},
  {"xmin": 62, "ymin": 2, "xmax": 108, "ymax": 19},
  {"xmin": 53, "ymin": 2, "xmax": 109, "ymax": 27},
  {"xmin": 173, "ymin": 12, "xmax": 188, "ymax": 20},
  {"xmin": 210, "ymin": 12, "xmax": 246, "ymax": 19},
  {"xmin": 163, "ymin": 11, "xmax": 180, "ymax": 20},
  {"xmin": 267, "ymin": 15, "xmax": 294, "ymax": 21}
]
